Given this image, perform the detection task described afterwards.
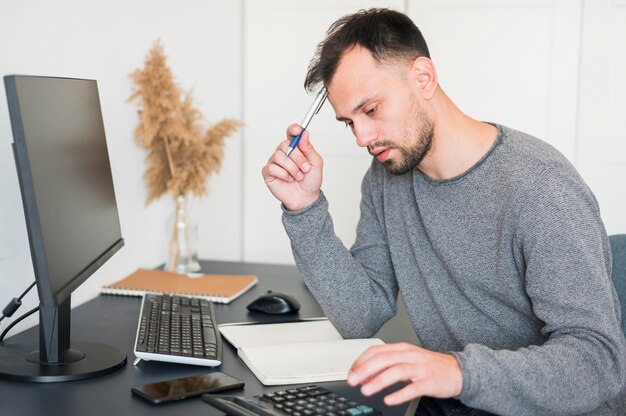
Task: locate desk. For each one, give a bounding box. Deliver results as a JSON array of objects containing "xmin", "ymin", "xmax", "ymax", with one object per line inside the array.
[{"xmin": 0, "ymin": 261, "xmax": 416, "ymax": 415}]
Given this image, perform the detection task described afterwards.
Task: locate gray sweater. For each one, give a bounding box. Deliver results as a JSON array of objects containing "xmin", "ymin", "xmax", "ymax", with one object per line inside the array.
[{"xmin": 281, "ymin": 124, "xmax": 626, "ymax": 415}]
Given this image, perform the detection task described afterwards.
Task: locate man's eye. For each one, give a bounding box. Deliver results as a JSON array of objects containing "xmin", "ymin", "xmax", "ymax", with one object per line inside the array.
[
  {"xmin": 366, "ymin": 106, "xmax": 377, "ymax": 115},
  {"xmin": 344, "ymin": 121, "xmax": 354, "ymax": 128}
]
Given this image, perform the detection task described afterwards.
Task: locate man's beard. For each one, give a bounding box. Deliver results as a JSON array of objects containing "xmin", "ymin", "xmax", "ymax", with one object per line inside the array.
[{"xmin": 371, "ymin": 99, "xmax": 434, "ymax": 175}]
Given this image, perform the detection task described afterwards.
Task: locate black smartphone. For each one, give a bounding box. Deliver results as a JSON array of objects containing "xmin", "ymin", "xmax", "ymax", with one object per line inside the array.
[{"xmin": 131, "ymin": 371, "xmax": 244, "ymax": 404}]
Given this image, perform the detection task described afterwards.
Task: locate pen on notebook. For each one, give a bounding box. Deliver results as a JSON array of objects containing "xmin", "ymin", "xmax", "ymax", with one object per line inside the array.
[{"xmin": 285, "ymin": 87, "xmax": 328, "ymax": 158}]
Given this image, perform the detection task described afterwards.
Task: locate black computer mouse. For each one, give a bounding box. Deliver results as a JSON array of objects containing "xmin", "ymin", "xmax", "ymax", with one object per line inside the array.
[{"xmin": 246, "ymin": 290, "xmax": 301, "ymax": 315}]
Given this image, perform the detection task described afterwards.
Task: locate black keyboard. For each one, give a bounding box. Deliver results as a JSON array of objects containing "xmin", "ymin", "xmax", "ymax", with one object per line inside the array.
[
  {"xmin": 133, "ymin": 293, "xmax": 222, "ymax": 366},
  {"xmin": 202, "ymin": 385, "xmax": 382, "ymax": 415}
]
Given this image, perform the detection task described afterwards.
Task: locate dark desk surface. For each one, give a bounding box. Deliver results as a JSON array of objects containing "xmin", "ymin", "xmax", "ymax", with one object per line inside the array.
[{"xmin": 0, "ymin": 261, "xmax": 416, "ymax": 415}]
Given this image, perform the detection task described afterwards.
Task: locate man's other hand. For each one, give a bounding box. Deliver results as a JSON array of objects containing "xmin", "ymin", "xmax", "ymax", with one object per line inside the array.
[{"xmin": 347, "ymin": 342, "xmax": 463, "ymax": 406}]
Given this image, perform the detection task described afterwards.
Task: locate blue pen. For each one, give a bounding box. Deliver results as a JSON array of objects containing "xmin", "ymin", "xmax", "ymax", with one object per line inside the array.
[{"xmin": 285, "ymin": 87, "xmax": 328, "ymax": 158}]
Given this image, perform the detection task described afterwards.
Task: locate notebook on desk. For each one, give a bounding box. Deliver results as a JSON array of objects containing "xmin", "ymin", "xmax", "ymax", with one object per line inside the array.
[
  {"xmin": 219, "ymin": 319, "xmax": 384, "ymax": 385},
  {"xmin": 100, "ymin": 268, "xmax": 257, "ymax": 304}
]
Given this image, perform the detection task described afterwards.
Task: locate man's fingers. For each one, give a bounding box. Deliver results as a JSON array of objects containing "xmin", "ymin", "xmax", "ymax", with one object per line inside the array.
[
  {"xmin": 361, "ymin": 363, "xmax": 417, "ymax": 397},
  {"xmin": 350, "ymin": 343, "xmax": 415, "ymax": 375},
  {"xmin": 286, "ymin": 123, "xmax": 303, "ymax": 139},
  {"xmin": 348, "ymin": 349, "xmax": 419, "ymax": 387},
  {"xmin": 284, "ymin": 143, "xmax": 311, "ymax": 173},
  {"xmin": 262, "ymin": 163, "xmax": 294, "ymax": 184},
  {"xmin": 269, "ymin": 149, "xmax": 304, "ymax": 181},
  {"xmin": 276, "ymin": 139, "xmax": 290, "ymax": 152},
  {"xmin": 346, "ymin": 343, "xmax": 462, "ymax": 402},
  {"xmin": 283, "ymin": 123, "xmax": 321, "ymax": 170},
  {"xmin": 383, "ymin": 380, "xmax": 425, "ymax": 406},
  {"xmin": 276, "ymin": 138, "xmax": 312, "ymax": 175},
  {"xmin": 297, "ymin": 133, "xmax": 322, "ymax": 166}
]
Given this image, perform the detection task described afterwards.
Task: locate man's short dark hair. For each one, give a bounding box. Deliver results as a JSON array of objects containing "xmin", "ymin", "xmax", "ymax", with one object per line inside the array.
[{"xmin": 304, "ymin": 8, "xmax": 430, "ymax": 92}]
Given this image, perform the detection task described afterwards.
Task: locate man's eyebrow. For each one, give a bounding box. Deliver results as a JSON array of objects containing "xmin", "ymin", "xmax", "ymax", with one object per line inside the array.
[
  {"xmin": 335, "ymin": 96, "xmax": 376, "ymax": 122},
  {"xmin": 351, "ymin": 96, "xmax": 375, "ymax": 113}
]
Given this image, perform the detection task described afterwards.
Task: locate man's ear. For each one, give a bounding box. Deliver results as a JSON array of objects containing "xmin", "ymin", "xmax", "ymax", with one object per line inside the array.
[{"xmin": 410, "ymin": 56, "xmax": 438, "ymax": 100}]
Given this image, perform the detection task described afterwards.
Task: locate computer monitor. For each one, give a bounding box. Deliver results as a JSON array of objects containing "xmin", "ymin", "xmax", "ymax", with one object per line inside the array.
[{"xmin": 0, "ymin": 75, "xmax": 126, "ymax": 382}]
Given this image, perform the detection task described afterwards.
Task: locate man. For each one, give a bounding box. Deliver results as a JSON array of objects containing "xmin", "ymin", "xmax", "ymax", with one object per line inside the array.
[{"xmin": 261, "ymin": 8, "xmax": 625, "ymax": 416}]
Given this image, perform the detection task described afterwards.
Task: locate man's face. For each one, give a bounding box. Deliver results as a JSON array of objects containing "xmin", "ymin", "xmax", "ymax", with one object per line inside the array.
[{"xmin": 327, "ymin": 46, "xmax": 434, "ymax": 175}]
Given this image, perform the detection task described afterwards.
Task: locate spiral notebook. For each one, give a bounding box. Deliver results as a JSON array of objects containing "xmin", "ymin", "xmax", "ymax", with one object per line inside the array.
[{"xmin": 100, "ymin": 268, "xmax": 257, "ymax": 304}]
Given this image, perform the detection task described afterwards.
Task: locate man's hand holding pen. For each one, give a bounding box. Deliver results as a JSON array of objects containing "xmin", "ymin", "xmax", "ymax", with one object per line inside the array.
[
  {"xmin": 262, "ymin": 124, "xmax": 323, "ymax": 211},
  {"xmin": 262, "ymin": 88, "xmax": 327, "ymax": 211}
]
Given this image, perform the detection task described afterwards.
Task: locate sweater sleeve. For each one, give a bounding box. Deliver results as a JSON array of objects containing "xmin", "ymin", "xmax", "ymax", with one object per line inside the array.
[
  {"xmin": 281, "ymin": 167, "xmax": 398, "ymax": 338},
  {"xmin": 452, "ymin": 166, "xmax": 626, "ymax": 415}
]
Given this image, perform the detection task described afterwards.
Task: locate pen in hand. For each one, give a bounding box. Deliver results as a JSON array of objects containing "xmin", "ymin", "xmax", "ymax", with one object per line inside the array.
[{"xmin": 285, "ymin": 87, "xmax": 328, "ymax": 158}]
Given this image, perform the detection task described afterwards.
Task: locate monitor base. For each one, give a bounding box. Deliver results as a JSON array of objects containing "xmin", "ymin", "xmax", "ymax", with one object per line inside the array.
[{"xmin": 0, "ymin": 340, "xmax": 126, "ymax": 382}]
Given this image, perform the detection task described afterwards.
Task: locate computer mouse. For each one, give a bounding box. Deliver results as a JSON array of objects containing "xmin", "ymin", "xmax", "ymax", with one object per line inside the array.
[{"xmin": 246, "ymin": 290, "xmax": 301, "ymax": 315}]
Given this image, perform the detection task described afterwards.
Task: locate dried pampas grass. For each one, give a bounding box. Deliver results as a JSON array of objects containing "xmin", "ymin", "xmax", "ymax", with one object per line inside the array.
[{"xmin": 129, "ymin": 40, "xmax": 240, "ymax": 204}]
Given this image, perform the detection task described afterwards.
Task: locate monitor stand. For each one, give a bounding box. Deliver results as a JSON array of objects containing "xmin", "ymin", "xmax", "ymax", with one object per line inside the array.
[{"xmin": 0, "ymin": 297, "xmax": 126, "ymax": 382}]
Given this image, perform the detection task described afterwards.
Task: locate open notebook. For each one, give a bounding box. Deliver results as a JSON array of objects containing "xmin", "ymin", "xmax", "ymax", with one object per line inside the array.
[
  {"xmin": 100, "ymin": 268, "xmax": 257, "ymax": 304},
  {"xmin": 219, "ymin": 319, "xmax": 383, "ymax": 385}
]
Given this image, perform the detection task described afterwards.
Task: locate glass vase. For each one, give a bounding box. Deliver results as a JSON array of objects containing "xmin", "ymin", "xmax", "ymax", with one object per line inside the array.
[{"xmin": 166, "ymin": 194, "xmax": 201, "ymax": 273}]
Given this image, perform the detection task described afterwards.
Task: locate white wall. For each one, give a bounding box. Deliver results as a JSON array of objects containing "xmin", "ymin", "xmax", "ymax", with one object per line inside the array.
[
  {"xmin": 576, "ymin": 0, "xmax": 626, "ymax": 234},
  {"xmin": 0, "ymin": 0, "xmax": 624, "ymax": 336},
  {"xmin": 0, "ymin": 0, "xmax": 243, "ymax": 334},
  {"xmin": 408, "ymin": 0, "xmax": 580, "ymax": 161}
]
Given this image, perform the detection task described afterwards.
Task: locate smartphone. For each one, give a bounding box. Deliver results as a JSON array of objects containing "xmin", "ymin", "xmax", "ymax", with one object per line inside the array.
[{"xmin": 131, "ymin": 371, "xmax": 244, "ymax": 404}]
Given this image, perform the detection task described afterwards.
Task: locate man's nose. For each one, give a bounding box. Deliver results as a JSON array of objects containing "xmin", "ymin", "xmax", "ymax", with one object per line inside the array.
[{"xmin": 354, "ymin": 121, "xmax": 377, "ymax": 148}]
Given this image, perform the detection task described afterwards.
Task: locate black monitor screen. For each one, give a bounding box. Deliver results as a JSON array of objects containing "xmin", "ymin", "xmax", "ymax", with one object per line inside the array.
[{"xmin": 7, "ymin": 76, "xmax": 122, "ymax": 303}]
